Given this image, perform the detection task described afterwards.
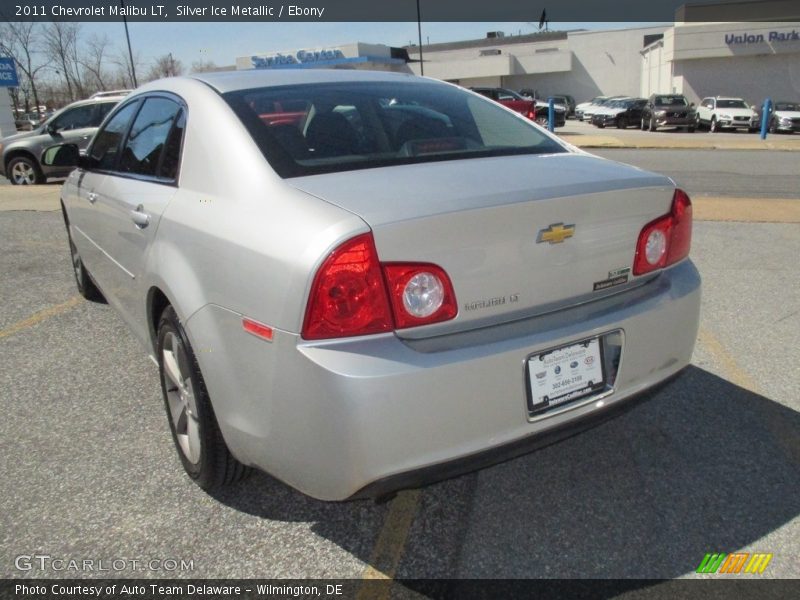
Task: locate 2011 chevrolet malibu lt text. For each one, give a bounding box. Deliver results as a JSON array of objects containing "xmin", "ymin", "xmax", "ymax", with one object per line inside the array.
[{"xmin": 48, "ymin": 70, "xmax": 701, "ymax": 501}]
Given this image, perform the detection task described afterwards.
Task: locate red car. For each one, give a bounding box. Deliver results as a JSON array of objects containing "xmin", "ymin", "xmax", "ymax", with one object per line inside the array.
[{"xmin": 470, "ymin": 87, "xmax": 537, "ymax": 121}]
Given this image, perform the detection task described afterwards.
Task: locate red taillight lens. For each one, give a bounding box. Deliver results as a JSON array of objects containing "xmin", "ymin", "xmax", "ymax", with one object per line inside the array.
[
  {"xmin": 528, "ymin": 107, "xmax": 537, "ymax": 120},
  {"xmin": 383, "ymin": 264, "xmax": 458, "ymax": 329},
  {"xmin": 633, "ymin": 189, "xmax": 693, "ymax": 275},
  {"xmin": 302, "ymin": 233, "xmax": 393, "ymax": 340},
  {"xmin": 302, "ymin": 234, "xmax": 458, "ymax": 339},
  {"xmin": 666, "ymin": 188, "xmax": 692, "ymax": 265}
]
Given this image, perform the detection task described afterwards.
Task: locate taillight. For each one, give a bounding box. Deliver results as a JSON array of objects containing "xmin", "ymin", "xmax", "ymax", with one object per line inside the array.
[
  {"xmin": 302, "ymin": 233, "xmax": 393, "ymax": 340},
  {"xmin": 528, "ymin": 107, "xmax": 536, "ymax": 120},
  {"xmin": 302, "ymin": 234, "xmax": 458, "ymax": 339},
  {"xmin": 383, "ymin": 264, "xmax": 457, "ymax": 329},
  {"xmin": 633, "ymin": 189, "xmax": 693, "ymax": 275}
]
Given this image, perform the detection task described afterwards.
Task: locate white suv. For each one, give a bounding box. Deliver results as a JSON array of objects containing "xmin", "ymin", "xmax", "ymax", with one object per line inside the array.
[{"xmin": 697, "ymin": 97, "xmax": 758, "ymax": 133}]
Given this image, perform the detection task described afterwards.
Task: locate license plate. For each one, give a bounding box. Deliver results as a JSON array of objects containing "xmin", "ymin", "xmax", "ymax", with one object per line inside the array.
[{"xmin": 527, "ymin": 338, "xmax": 605, "ymax": 414}]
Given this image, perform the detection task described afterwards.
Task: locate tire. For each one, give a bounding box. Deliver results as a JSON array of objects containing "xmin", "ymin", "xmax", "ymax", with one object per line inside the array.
[
  {"xmin": 67, "ymin": 227, "xmax": 104, "ymax": 302},
  {"xmin": 616, "ymin": 117, "xmax": 627, "ymax": 129},
  {"xmin": 7, "ymin": 156, "xmax": 45, "ymax": 185},
  {"xmin": 768, "ymin": 120, "xmax": 777, "ymax": 134},
  {"xmin": 596, "ymin": 123, "xmax": 605, "ymax": 129},
  {"xmin": 648, "ymin": 117, "xmax": 656, "ymax": 132},
  {"xmin": 710, "ymin": 117, "xmax": 717, "ymax": 133},
  {"xmin": 640, "ymin": 116, "xmax": 647, "ymax": 130},
  {"xmin": 157, "ymin": 306, "xmax": 250, "ymax": 490},
  {"xmin": 535, "ymin": 115, "xmax": 548, "ymax": 127},
  {"xmin": 687, "ymin": 126, "xmax": 695, "ymax": 133}
]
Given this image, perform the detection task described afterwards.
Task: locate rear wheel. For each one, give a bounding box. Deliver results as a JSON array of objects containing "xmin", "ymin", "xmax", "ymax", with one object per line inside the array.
[
  {"xmin": 157, "ymin": 306, "xmax": 250, "ymax": 490},
  {"xmin": 8, "ymin": 156, "xmax": 44, "ymax": 185}
]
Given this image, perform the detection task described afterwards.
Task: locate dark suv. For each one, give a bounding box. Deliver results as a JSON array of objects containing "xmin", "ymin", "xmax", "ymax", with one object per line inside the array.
[
  {"xmin": 1, "ymin": 95, "xmax": 125, "ymax": 184},
  {"xmin": 640, "ymin": 94, "xmax": 696, "ymax": 132}
]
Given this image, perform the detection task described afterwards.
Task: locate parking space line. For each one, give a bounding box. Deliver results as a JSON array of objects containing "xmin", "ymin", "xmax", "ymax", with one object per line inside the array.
[
  {"xmin": 357, "ymin": 489, "xmax": 421, "ymax": 597},
  {"xmin": 697, "ymin": 326, "xmax": 800, "ymax": 465},
  {"xmin": 0, "ymin": 295, "xmax": 82, "ymax": 341}
]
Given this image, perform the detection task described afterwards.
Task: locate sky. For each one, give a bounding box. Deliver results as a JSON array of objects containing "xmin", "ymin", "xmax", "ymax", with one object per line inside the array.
[{"xmin": 83, "ymin": 21, "xmax": 659, "ymax": 72}]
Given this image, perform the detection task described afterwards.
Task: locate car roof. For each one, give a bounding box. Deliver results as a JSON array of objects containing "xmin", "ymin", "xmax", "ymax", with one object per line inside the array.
[{"xmin": 187, "ymin": 69, "xmax": 424, "ymax": 94}]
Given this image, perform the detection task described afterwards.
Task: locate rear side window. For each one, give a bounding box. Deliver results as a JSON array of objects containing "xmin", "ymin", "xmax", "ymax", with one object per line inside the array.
[
  {"xmin": 224, "ymin": 80, "xmax": 565, "ymax": 178},
  {"xmin": 118, "ymin": 97, "xmax": 182, "ymax": 179},
  {"xmin": 89, "ymin": 101, "xmax": 140, "ymax": 170},
  {"xmin": 51, "ymin": 104, "xmax": 97, "ymax": 132}
]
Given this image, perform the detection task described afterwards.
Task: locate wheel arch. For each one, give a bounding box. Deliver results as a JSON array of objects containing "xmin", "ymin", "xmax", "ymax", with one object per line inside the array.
[
  {"xmin": 4, "ymin": 148, "xmax": 39, "ymax": 171},
  {"xmin": 147, "ymin": 286, "xmax": 172, "ymax": 355}
]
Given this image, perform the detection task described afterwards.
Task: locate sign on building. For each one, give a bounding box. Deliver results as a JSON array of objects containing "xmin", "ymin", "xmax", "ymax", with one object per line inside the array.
[{"xmin": 0, "ymin": 57, "xmax": 20, "ymax": 87}]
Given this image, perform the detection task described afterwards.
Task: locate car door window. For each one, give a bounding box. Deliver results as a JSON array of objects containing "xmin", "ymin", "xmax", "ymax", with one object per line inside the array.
[
  {"xmin": 94, "ymin": 102, "xmax": 117, "ymax": 125},
  {"xmin": 118, "ymin": 97, "xmax": 182, "ymax": 179},
  {"xmin": 89, "ymin": 101, "xmax": 141, "ymax": 171},
  {"xmin": 50, "ymin": 105, "xmax": 97, "ymax": 132}
]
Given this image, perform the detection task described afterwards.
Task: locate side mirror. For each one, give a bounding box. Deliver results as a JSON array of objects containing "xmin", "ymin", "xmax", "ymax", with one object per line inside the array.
[
  {"xmin": 41, "ymin": 143, "xmax": 80, "ymax": 168},
  {"xmin": 46, "ymin": 122, "xmax": 60, "ymax": 136},
  {"xmin": 690, "ymin": 102, "xmax": 696, "ymax": 108}
]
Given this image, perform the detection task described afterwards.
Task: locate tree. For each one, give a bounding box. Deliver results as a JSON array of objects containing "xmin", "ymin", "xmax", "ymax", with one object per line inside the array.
[
  {"xmin": 190, "ymin": 59, "xmax": 218, "ymax": 74},
  {"xmin": 0, "ymin": 22, "xmax": 48, "ymax": 117},
  {"xmin": 80, "ymin": 34, "xmax": 112, "ymax": 91},
  {"xmin": 147, "ymin": 53, "xmax": 184, "ymax": 80},
  {"xmin": 44, "ymin": 22, "xmax": 84, "ymax": 102},
  {"xmin": 112, "ymin": 46, "xmax": 143, "ymax": 89}
]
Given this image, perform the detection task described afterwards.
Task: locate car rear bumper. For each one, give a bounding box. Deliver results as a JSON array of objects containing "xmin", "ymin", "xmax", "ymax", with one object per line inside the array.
[{"xmin": 187, "ymin": 260, "xmax": 701, "ymax": 501}]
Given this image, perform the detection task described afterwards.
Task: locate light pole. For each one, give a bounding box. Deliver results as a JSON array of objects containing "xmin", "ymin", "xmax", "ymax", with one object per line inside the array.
[
  {"xmin": 121, "ymin": 0, "xmax": 138, "ymax": 87},
  {"xmin": 416, "ymin": 0, "xmax": 424, "ymax": 75}
]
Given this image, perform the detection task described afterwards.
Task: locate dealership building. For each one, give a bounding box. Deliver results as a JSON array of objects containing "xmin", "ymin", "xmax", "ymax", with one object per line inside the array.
[{"xmin": 237, "ymin": 2, "xmax": 799, "ymax": 106}]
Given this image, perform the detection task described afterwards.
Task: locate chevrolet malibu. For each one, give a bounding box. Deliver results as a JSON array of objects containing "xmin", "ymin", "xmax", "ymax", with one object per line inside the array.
[{"xmin": 49, "ymin": 70, "xmax": 700, "ymax": 501}]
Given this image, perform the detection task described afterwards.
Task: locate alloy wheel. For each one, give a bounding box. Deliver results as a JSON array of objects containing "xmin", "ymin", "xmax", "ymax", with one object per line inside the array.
[
  {"xmin": 162, "ymin": 331, "xmax": 201, "ymax": 464},
  {"xmin": 11, "ymin": 160, "xmax": 37, "ymax": 185}
]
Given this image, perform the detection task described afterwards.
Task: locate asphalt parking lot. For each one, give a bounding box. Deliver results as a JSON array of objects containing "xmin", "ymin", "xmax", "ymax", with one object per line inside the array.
[{"xmin": 1, "ymin": 145, "xmax": 798, "ymax": 589}]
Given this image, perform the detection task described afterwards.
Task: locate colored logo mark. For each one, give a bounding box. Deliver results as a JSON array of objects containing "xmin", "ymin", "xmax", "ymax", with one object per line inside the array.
[{"xmin": 696, "ymin": 552, "xmax": 773, "ymax": 574}]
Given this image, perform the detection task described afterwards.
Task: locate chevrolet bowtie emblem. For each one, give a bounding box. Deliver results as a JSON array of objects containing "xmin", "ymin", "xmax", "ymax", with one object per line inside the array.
[{"xmin": 537, "ymin": 223, "xmax": 576, "ymax": 244}]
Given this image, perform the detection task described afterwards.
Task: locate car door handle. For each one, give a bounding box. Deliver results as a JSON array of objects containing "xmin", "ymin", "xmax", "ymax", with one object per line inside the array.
[
  {"xmin": 130, "ymin": 205, "xmax": 150, "ymax": 228},
  {"xmin": 87, "ymin": 192, "xmax": 97, "ymax": 204}
]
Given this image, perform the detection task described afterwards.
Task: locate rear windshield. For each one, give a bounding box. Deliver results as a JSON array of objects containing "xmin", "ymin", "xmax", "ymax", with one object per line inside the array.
[
  {"xmin": 775, "ymin": 102, "xmax": 799, "ymax": 111},
  {"xmin": 222, "ymin": 80, "xmax": 565, "ymax": 178},
  {"xmin": 655, "ymin": 96, "xmax": 688, "ymax": 106}
]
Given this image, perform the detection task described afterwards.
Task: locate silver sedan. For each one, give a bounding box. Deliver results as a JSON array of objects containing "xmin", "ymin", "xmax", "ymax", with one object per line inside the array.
[{"xmin": 52, "ymin": 69, "xmax": 700, "ymax": 501}]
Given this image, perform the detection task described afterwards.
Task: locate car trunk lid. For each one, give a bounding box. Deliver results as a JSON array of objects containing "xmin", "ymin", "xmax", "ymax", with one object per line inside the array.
[{"xmin": 288, "ymin": 153, "xmax": 676, "ymax": 338}]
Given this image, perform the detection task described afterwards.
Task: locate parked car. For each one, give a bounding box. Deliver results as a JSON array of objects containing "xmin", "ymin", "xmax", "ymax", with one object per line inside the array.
[
  {"xmin": 696, "ymin": 97, "xmax": 758, "ymax": 132},
  {"xmin": 553, "ymin": 94, "xmax": 576, "ymax": 118},
  {"xmin": 515, "ymin": 90, "xmax": 567, "ymax": 126},
  {"xmin": 575, "ymin": 96, "xmax": 610, "ymax": 121},
  {"xmin": 470, "ymin": 87, "xmax": 537, "ymax": 120},
  {"xmin": 581, "ymin": 96, "xmax": 629, "ymax": 123},
  {"xmin": 533, "ymin": 98, "xmax": 567, "ymax": 127},
  {"xmin": 0, "ymin": 94, "xmax": 125, "ymax": 184},
  {"xmin": 640, "ymin": 94, "xmax": 697, "ymax": 132},
  {"xmin": 47, "ymin": 69, "xmax": 700, "ymax": 501},
  {"xmin": 766, "ymin": 101, "xmax": 800, "ymax": 134},
  {"xmin": 14, "ymin": 112, "xmax": 44, "ymax": 132},
  {"xmin": 591, "ymin": 98, "xmax": 648, "ymax": 129}
]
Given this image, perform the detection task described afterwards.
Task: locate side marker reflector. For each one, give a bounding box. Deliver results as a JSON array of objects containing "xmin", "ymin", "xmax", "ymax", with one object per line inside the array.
[{"xmin": 243, "ymin": 317, "xmax": 274, "ymax": 342}]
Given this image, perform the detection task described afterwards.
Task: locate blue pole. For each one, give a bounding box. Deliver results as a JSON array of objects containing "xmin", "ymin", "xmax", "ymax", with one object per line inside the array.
[
  {"xmin": 548, "ymin": 98, "xmax": 555, "ymax": 132},
  {"xmin": 760, "ymin": 98, "xmax": 771, "ymax": 140}
]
